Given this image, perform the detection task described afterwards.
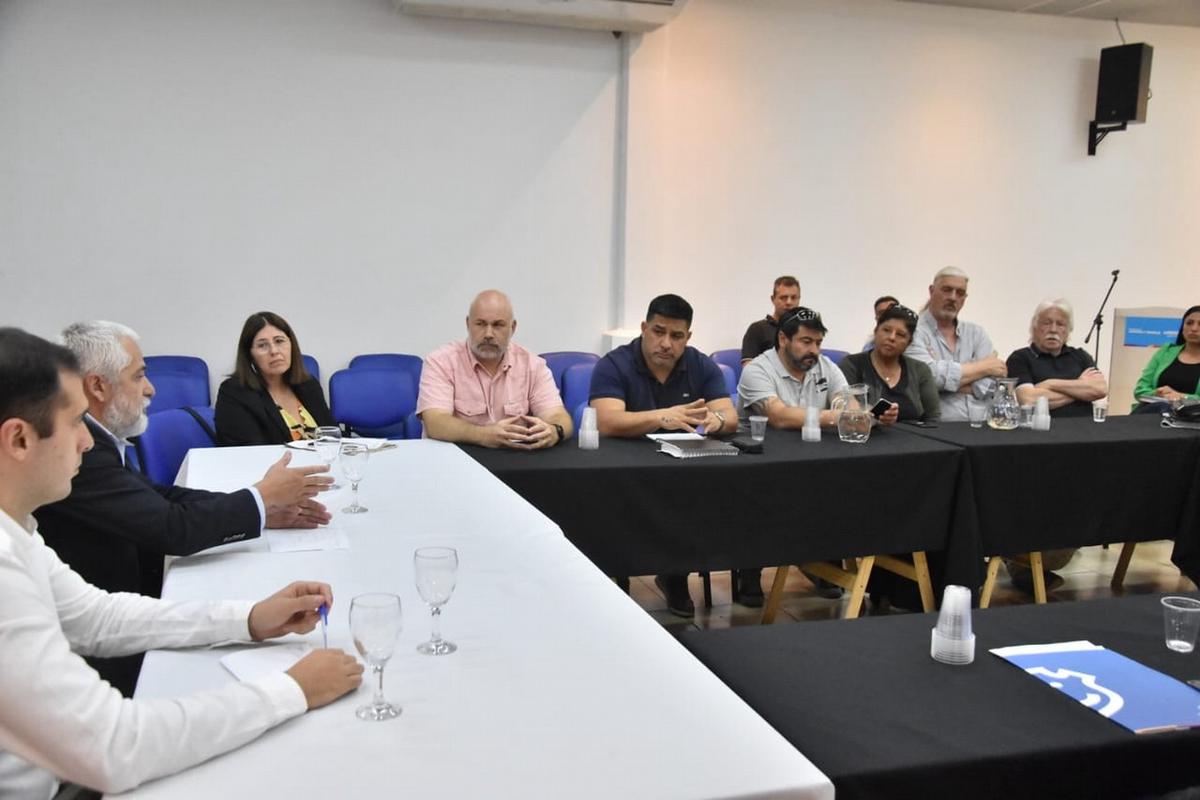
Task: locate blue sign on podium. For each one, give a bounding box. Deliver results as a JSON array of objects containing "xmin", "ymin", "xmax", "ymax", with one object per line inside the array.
[{"xmin": 1124, "ymin": 316, "xmax": 1179, "ymax": 347}]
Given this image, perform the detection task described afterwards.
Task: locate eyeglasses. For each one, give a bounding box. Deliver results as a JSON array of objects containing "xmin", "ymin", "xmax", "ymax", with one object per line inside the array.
[{"xmin": 252, "ymin": 336, "xmax": 291, "ymax": 354}]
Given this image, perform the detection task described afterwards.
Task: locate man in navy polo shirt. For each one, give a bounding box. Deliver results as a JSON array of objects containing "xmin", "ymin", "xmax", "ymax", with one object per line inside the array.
[{"xmin": 589, "ymin": 294, "xmax": 735, "ymax": 618}]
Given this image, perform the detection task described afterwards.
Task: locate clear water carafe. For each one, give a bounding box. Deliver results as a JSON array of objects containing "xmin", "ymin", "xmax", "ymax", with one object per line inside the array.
[
  {"xmin": 987, "ymin": 377, "xmax": 1020, "ymax": 430},
  {"xmin": 832, "ymin": 383, "xmax": 872, "ymax": 444}
]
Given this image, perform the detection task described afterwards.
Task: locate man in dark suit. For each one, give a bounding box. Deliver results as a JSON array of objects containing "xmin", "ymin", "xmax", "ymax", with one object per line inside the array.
[{"xmin": 34, "ymin": 321, "xmax": 334, "ymax": 695}]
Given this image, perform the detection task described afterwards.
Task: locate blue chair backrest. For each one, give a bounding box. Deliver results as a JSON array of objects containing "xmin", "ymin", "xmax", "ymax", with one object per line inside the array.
[
  {"xmin": 717, "ymin": 363, "xmax": 737, "ymax": 401},
  {"xmin": 329, "ymin": 368, "xmax": 415, "ymax": 439},
  {"xmin": 540, "ymin": 351, "xmax": 600, "ymax": 395},
  {"xmin": 710, "ymin": 349, "xmax": 743, "ymax": 386},
  {"xmin": 349, "ymin": 353, "xmax": 423, "ymax": 387},
  {"xmin": 822, "ymin": 349, "xmax": 849, "ymax": 366},
  {"xmin": 561, "ymin": 363, "xmax": 595, "ymax": 419},
  {"xmin": 302, "ymin": 354, "xmax": 321, "ymax": 382},
  {"xmin": 144, "ymin": 356, "xmax": 210, "ymax": 415},
  {"xmin": 137, "ymin": 407, "xmax": 216, "ymax": 486}
]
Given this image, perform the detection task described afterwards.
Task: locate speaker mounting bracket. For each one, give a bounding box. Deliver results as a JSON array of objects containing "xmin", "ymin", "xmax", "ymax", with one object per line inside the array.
[{"xmin": 1088, "ymin": 120, "xmax": 1127, "ymax": 156}]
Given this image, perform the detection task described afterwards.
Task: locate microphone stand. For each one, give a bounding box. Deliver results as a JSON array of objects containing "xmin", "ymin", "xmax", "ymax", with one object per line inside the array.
[{"xmin": 1083, "ymin": 270, "xmax": 1120, "ymax": 366}]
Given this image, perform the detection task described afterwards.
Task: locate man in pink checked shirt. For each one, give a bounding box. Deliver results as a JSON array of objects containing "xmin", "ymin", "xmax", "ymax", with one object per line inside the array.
[{"xmin": 417, "ymin": 290, "xmax": 574, "ymax": 449}]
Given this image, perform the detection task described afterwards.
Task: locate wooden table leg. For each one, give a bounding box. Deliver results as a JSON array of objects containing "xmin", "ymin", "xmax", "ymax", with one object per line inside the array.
[
  {"xmin": 761, "ymin": 565, "xmax": 790, "ymax": 624},
  {"xmin": 980, "ymin": 557, "xmax": 1002, "ymax": 608},
  {"xmin": 844, "ymin": 556, "xmax": 875, "ymax": 619},
  {"xmin": 1111, "ymin": 542, "xmax": 1137, "ymax": 592},
  {"xmin": 1029, "ymin": 551, "xmax": 1047, "ymax": 604},
  {"xmin": 911, "ymin": 551, "xmax": 935, "ymax": 612}
]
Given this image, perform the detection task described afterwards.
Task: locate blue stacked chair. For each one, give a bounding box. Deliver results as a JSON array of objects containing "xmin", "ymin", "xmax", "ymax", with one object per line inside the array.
[
  {"xmin": 329, "ymin": 368, "xmax": 415, "ymax": 440},
  {"xmin": 137, "ymin": 407, "xmax": 217, "ymax": 486},
  {"xmin": 301, "ymin": 354, "xmax": 321, "ymax": 382},
  {"xmin": 561, "ymin": 362, "xmax": 596, "ymax": 436},
  {"xmin": 144, "ymin": 356, "xmax": 210, "ymax": 415},
  {"xmin": 349, "ymin": 353, "xmax": 424, "ymax": 438},
  {"xmin": 716, "ymin": 363, "xmax": 738, "ymax": 404},
  {"xmin": 540, "ymin": 351, "xmax": 600, "ymax": 398},
  {"xmin": 822, "ymin": 348, "xmax": 849, "ymax": 366},
  {"xmin": 710, "ymin": 349, "xmax": 743, "ymax": 386}
]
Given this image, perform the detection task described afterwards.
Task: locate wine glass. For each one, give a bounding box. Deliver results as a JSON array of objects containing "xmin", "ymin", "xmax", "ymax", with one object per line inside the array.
[
  {"xmin": 340, "ymin": 442, "xmax": 370, "ymax": 514},
  {"xmin": 350, "ymin": 593, "xmax": 403, "ymax": 721},
  {"xmin": 414, "ymin": 546, "xmax": 458, "ymax": 655},
  {"xmin": 313, "ymin": 426, "xmax": 342, "ymax": 490}
]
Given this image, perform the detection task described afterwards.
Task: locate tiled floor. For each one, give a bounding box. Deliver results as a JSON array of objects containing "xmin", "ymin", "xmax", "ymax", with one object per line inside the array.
[{"xmin": 630, "ymin": 540, "xmax": 1198, "ymax": 633}]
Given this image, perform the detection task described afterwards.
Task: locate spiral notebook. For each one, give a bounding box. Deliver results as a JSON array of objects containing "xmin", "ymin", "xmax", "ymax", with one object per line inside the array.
[{"xmin": 658, "ymin": 439, "xmax": 739, "ymax": 459}]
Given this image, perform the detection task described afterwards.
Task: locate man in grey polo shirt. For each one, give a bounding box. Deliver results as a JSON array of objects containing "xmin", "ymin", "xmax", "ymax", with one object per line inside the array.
[
  {"xmin": 906, "ymin": 266, "xmax": 1007, "ymax": 422},
  {"xmin": 738, "ymin": 307, "xmax": 850, "ymax": 429}
]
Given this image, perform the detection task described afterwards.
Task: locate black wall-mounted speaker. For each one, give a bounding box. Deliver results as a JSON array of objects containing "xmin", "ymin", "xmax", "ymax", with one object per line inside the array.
[{"xmin": 1095, "ymin": 43, "xmax": 1152, "ymax": 124}]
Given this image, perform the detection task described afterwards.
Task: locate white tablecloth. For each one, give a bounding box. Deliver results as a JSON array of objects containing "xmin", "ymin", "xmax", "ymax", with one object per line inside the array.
[{"xmin": 115, "ymin": 440, "xmax": 832, "ymax": 799}]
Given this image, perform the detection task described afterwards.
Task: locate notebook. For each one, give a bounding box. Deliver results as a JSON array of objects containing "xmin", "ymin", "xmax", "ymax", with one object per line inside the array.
[
  {"xmin": 658, "ymin": 439, "xmax": 739, "ymax": 459},
  {"xmin": 991, "ymin": 640, "xmax": 1200, "ymax": 734}
]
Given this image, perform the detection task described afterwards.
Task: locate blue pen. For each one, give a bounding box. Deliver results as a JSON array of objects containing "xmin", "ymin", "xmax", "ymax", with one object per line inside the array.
[{"xmin": 318, "ymin": 603, "xmax": 329, "ymax": 649}]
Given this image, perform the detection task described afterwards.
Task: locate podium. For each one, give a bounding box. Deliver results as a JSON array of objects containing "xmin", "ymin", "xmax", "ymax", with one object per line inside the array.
[{"xmin": 1108, "ymin": 307, "xmax": 1182, "ymax": 414}]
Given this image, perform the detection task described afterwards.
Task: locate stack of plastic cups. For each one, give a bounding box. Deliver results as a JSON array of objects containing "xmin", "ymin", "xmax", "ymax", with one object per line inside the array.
[
  {"xmin": 802, "ymin": 406, "xmax": 821, "ymax": 442},
  {"xmin": 931, "ymin": 585, "xmax": 975, "ymax": 665},
  {"xmin": 1032, "ymin": 395, "xmax": 1051, "ymax": 431},
  {"xmin": 578, "ymin": 408, "xmax": 599, "ymax": 450}
]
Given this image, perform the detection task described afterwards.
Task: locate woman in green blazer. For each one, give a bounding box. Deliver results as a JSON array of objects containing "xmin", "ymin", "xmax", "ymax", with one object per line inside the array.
[{"xmin": 1132, "ymin": 305, "xmax": 1200, "ymax": 411}]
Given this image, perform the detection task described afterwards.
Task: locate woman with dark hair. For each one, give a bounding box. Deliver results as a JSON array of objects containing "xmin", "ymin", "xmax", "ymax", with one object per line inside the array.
[
  {"xmin": 1132, "ymin": 305, "xmax": 1200, "ymax": 411},
  {"xmin": 215, "ymin": 311, "xmax": 334, "ymax": 446},
  {"xmin": 839, "ymin": 304, "xmax": 940, "ymax": 423}
]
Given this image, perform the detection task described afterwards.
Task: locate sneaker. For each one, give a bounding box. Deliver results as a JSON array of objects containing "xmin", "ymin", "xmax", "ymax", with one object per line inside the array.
[
  {"xmin": 655, "ymin": 574, "xmax": 695, "ymax": 618},
  {"xmin": 736, "ymin": 570, "xmax": 765, "ymax": 608},
  {"xmin": 1010, "ymin": 567, "xmax": 1065, "ymax": 596}
]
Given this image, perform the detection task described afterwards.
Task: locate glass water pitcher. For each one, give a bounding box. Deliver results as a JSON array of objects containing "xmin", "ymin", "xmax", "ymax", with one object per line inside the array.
[{"xmin": 987, "ymin": 377, "xmax": 1020, "ymax": 430}]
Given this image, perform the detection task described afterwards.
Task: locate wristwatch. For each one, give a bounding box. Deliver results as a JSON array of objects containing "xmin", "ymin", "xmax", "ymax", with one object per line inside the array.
[{"xmin": 553, "ymin": 423, "xmax": 565, "ymax": 445}]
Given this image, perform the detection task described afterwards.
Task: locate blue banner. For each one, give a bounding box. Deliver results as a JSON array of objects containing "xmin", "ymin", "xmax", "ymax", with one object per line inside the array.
[{"xmin": 1124, "ymin": 316, "xmax": 1179, "ymax": 347}]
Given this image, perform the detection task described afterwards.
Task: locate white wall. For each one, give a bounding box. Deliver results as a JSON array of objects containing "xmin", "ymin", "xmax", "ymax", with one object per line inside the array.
[
  {"xmin": 0, "ymin": 0, "xmax": 618, "ymax": 389},
  {"xmin": 625, "ymin": 0, "xmax": 1200, "ymax": 362},
  {"xmin": 4, "ymin": 0, "xmax": 1199, "ymax": 389}
]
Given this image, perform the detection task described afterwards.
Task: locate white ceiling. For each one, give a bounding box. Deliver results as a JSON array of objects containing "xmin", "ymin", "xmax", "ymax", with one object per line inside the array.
[{"xmin": 898, "ymin": 0, "xmax": 1200, "ymax": 28}]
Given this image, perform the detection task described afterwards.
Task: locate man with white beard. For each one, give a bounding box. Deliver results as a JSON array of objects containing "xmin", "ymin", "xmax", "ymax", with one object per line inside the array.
[{"xmin": 34, "ymin": 321, "xmax": 334, "ymax": 695}]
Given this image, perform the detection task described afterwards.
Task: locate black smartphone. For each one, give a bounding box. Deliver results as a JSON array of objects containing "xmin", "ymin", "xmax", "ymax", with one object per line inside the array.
[
  {"xmin": 869, "ymin": 398, "xmax": 893, "ymax": 417},
  {"xmin": 901, "ymin": 419, "xmax": 939, "ymax": 429}
]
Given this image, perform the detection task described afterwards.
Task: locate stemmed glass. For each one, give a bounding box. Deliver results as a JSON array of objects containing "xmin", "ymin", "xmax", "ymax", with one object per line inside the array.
[
  {"xmin": 313, "ymin": 426, "xmax": 342, "ymax": 490},
  {"xmin": 340, "ymin": 442, "xmax": 369, "ymax": 514},
  {"xmin": 350, "ymin": 593, "xmax": 403, "ymax": 721},
  {"xmin": 414, "ymin": 547, "xmax": 458, "ymax": 655}
]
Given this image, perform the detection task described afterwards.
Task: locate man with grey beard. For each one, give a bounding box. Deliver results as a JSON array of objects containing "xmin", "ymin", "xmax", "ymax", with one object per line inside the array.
[{"xmin": 34, "ymin": 321, "xmax": 334, "ymax": 695}]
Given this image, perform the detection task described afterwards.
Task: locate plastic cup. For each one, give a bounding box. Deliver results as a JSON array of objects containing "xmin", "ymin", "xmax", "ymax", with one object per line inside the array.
[
  {"xmin": 1092, "ymin": 400, "xmax": 1108, "ymax": 423},
  {"xmin": 749, "ymin": 415, "xmax": 767, "ymax": 442},
  {"xmin": 1161, "ymin": 596, "xmax": 1200, "ymax": 653},
  {"xmin": 931, "ymin": 585, "xmax": 975, "ymax": 665},
  {"xmin": 967, "ymin": 400, "xmax": 987, "ymax": 428},
  {"xmin": 580, "ymin": 407, "xmax": 597, "ymax": 431},
  {"xmin": 1018, "ymin": 405, "xmax": 1034, "ymax": 428}
]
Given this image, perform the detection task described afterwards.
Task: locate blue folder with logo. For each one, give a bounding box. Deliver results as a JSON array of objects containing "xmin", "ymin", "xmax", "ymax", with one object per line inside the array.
[{"xmin": 992, "ymin": 641, "xmax": 1200, "ymax": 734}]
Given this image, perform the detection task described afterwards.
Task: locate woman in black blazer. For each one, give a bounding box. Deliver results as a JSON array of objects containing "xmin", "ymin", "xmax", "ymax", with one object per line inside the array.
[{"xmin": 215, "ymin": 311, "xmax": 335, "ymax": 446}]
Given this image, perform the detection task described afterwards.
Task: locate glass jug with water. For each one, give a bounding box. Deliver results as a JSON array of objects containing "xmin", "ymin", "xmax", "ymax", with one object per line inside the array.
[
  {"xmin": 987, "ymin": 377, "xmax": 1020, "ymax": 430},
  {"xmin": 831, "ymin": 383, "xmax": 872, "ymax": 444}
]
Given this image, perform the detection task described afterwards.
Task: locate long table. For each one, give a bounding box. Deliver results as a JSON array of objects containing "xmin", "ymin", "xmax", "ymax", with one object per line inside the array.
[
  {"xmin": 464, "ymin": 427, "xmax": 981, "ymax": 588},
  {"xmin": 903, "ymin": 415, "xmax": 1200, "ymax": 582},
  {"xmin": 681, "ymin": 593, "xmax": 1200, "ymax": 799},
  {"xmin": 465, "ymin": 416, "xmax": 1200, "ymax": 595},
  {"xmin": 118, "ymin": 441, "xmax": 833, "ymax": 799}
]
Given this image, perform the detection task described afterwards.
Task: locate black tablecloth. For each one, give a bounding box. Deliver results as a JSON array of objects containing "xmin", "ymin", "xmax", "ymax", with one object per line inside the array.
[
  {"xmin": 682, "ymin": 593, "xmax": 1200, "ymax": 799},
  {"xmin": 901, "ymin": 416, "xmax": 1200, "ymax": 584},
  {"xmin": 463, "ymin": 427, "xmax": 979, "ymax": 583}
]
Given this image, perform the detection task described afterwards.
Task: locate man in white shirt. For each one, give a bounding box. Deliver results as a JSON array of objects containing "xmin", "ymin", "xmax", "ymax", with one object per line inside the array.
[{"xmin": 0, "ymin": 327, "xmax": 363, "ymax": 798}]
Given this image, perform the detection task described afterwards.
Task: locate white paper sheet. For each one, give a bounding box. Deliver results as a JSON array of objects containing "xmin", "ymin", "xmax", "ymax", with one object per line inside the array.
[
  {"xmin": 265, "ymin": 526, "xmax": 350, "ymax": 553},
  {"xmin": 645, "ymin": 432, "xmax": 705, "ymax": 441},
  {"xmin": 219, "ymin": 643, "xmax": 311, "ymax": 683}
]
